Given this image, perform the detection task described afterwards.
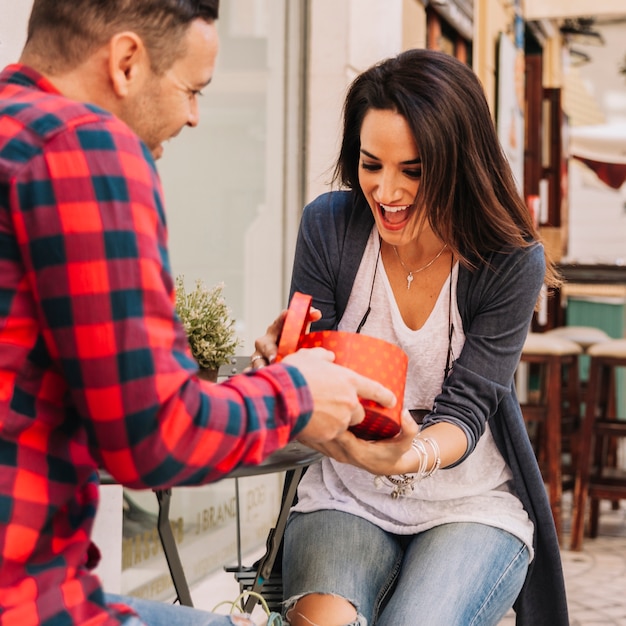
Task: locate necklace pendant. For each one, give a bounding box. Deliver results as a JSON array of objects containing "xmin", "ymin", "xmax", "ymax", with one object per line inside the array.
[{"xmin": 406, "ymin": 272, "xmax": 414, "ymax": 290}]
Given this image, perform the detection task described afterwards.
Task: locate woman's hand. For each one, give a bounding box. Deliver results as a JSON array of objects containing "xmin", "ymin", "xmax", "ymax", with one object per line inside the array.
[
  {"xmin": 250, "ymin": 306, "xmax": 322, "ymax": 369},
  {"xmin": 297, "ymin": 410, "xmax": 420, "ymax": 475}
]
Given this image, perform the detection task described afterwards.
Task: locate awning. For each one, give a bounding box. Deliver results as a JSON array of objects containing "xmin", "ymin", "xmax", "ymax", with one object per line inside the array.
[{"xmin": 570, "ymin": 124, "xmax": 626, "ymax": 190}]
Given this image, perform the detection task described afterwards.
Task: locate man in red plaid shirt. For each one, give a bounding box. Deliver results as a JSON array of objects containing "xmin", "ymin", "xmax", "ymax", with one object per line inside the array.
[{"xmin": 0, "ymin": 1, "xmax": 413, "ymax": 624}]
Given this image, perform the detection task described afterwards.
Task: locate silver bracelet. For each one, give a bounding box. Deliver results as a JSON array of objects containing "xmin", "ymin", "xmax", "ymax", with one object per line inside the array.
[
  {"xmin": 374, "ymin": 436, "xmax": 441, "ymax": 498},
  {"xmin": 421, "ymin": 437, "xmax": 441, "ymax": 478}
]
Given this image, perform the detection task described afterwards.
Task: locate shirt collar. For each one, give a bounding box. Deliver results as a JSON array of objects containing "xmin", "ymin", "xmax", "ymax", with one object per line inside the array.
[{"xmin": 1, "ymin": 63, "xmax": 62, "ymax": 95}]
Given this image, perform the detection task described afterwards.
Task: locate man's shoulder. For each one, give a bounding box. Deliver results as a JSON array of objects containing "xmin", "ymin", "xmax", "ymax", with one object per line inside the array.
[
  {"xmin": 1, "ymin": 87, "xmax": 126, "ymax": 143},
  {"xmin": 0, "ymin": 65, "xmax": 141, "ymax": 161}
]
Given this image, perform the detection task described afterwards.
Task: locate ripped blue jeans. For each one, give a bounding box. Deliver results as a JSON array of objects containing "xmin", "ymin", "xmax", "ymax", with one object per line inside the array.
[{"xmin": 282, "ymin": 510, "xmax": 529, "ymax": 626}]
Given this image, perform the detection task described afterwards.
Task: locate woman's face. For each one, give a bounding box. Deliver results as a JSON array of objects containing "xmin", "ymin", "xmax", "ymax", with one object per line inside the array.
[{"xmin": 358, "ymin": 108, "xmax": 424, "ymax": 246}]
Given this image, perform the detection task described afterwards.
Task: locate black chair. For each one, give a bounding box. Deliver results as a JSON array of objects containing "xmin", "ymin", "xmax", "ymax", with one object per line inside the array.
[{"xmin": 224, "ymin": 444, "xmax": 320, "ymax": 614}]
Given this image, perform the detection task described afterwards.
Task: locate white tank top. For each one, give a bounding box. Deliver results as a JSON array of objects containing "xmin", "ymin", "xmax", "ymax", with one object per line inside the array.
[{"xmin": 292, "ymin": 229, "xmax": 534, "ymax": 558}]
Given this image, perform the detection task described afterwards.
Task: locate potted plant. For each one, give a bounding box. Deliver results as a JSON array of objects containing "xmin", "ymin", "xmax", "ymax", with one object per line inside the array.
[{"xmin": 174, "ymin": 275, "xmax": 241, "ymax": 381}]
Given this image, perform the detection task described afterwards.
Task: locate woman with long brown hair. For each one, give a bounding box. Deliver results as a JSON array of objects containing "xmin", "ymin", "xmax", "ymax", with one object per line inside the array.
[{"xmin": 279, "ymin": 49, "xmax": 567, "ymax": 626}]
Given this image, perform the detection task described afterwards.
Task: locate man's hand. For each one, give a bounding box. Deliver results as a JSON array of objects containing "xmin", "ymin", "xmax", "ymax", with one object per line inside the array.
[
  {"xmin": 252, "ymin": 307, "xmax": 400, "ymax": 445},
  {"xmin": 282, "ymin": 347, "xmax": 397, "ymax": 443},
  {"xmin": 298, "ymin": 410, "xmax": 419, "ymax": 474}
]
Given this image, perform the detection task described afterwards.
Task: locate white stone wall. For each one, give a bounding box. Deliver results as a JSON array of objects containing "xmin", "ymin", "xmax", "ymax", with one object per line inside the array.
[
  {"xmin": 305, "ymin": 0, "xmax": 405, "ymax": 202},
  {"xmin": 0, "ymin": 2, "xmax": 33, "ymax": 68}
]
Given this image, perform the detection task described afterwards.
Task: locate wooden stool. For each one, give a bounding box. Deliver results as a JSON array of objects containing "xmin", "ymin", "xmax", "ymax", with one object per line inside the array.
[
  {"xmin": 570, "ymin": 339, "xmax": 626, "ymax": 551},
  {"xmin": 517, "ymin": 332, "xmax": 582, "ymax": 542},
  {"xmin": 545, "ymin": 325, "xmax": 611, "ymax": 353},
  {"xmin": 544, "ymin": 325, "xmax": 611, "ymax": 408}
]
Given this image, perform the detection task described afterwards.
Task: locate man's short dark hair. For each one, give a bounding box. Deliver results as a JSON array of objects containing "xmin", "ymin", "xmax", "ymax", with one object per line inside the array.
[{"xmin": 25, "ymin": 0, "xmax": 220, "ymax": 75}]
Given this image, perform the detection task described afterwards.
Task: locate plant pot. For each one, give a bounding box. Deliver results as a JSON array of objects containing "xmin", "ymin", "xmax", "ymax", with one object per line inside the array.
[{"xmin": 198, "ymin": 368, "xmax": 219, "ymax": 382}]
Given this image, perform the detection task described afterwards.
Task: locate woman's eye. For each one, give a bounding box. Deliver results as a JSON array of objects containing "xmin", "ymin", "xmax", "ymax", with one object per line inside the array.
[
  {"xmin": 360, "ymin": 162, "xmax": 381, "ymax": 172},
  {"xmin": 405, "ymin": 168, "xmax": 422, "ymax": 179}
]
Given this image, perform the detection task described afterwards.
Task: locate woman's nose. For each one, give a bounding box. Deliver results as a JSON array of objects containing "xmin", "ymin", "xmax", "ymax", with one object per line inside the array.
[{"xmin": 376, "ymin": 170, "xmax": 403, "ymax": 203}]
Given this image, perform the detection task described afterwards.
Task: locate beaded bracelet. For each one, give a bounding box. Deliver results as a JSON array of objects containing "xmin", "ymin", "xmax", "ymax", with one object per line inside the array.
[{"xmin": 374, "ymin": 436, "xmax": 441, "ymax": 498}]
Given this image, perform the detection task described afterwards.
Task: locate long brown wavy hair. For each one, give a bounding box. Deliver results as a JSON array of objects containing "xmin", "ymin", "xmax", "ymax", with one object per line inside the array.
[{"xmin": 333, "ymin": 48, "xmax": 560, "ymax": 289}]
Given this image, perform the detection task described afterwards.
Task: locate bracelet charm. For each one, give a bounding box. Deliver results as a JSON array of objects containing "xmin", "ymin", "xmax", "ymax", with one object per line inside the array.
[{"xmin": 374, "ymin": 435, "xmax": 441, "ymax": 498}]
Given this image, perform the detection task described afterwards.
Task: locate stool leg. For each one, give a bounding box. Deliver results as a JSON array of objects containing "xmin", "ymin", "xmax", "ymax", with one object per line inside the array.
[
  {"xmin": 589, "ymin": 498, "xmax": 600, "ymax": 538},
  {"xmin": 562, "ymin": 356, "xmax": 581, "ymax": 484},
  {"xmin": 589, "ymin": 365, "xmax": 616, "ymax": 531},
  {"xmin": 606, "ymin": 372, "xmax": 621, "ymax": 511},
  {"xmin": 546, "ymin": 355, "xmax": 563, "ymax": 543},
  {"xmin": 570, "ymin": 358, "xmax": 602, "ymax": 551},
  {"xmin": 566, "ymin": 357, "xmax": 580, "ymax": 423}
]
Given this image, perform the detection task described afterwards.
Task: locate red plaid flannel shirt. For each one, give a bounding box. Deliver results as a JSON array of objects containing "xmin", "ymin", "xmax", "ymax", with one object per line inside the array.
[{"xmin": 0, "ymin": 64, "xmax": 312, "ymax": 625}]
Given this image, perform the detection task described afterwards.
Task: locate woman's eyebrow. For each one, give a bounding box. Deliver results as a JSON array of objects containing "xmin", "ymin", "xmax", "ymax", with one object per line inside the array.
[
  {"xmin": 360, "ymin": 148, "xmax": 380, "ymax": 160},
  {"xmin": 359, "ymin": 148, "xmax": 421, "ymax": 165}
]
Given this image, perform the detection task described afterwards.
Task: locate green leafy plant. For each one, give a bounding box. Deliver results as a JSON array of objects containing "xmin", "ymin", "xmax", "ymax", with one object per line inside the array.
[{"xmin": 175, "ymin": 275, "xmax": 240, "ymax": 371}]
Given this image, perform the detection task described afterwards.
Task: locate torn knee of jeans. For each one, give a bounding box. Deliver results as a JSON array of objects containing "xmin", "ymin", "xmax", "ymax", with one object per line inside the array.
[{"xmin": 283, "ymin": 592, "xmax": 366, "ymax": 626}]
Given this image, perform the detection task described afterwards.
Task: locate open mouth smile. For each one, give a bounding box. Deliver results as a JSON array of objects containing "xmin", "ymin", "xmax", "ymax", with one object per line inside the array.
[{"xmin": 379, "ymin": 202, "xmax": 412, "ymax": 229}]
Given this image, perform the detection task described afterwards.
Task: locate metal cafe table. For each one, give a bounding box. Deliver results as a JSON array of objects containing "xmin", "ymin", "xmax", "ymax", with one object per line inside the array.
[{"xmin": 154, "ymin": 441, "xmax": 322, "ymax": 613}]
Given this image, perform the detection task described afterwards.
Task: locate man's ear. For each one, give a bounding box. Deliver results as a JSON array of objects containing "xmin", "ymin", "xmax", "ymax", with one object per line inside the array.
[{"xmin": 108, "ymin": 32, "xmax": 148, "ymax": 97}]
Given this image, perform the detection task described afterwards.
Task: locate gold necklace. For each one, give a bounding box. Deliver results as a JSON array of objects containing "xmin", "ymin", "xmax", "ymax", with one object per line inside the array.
[{"xmin": 392, "ymin": 243, "xmax": 448, "ymax": 290}]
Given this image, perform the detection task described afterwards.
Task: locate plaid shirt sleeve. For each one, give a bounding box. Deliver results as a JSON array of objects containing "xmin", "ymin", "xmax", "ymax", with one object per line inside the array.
[{"xmin": 11, "ymin": 99, "xmax": 313, "ymax": 489}]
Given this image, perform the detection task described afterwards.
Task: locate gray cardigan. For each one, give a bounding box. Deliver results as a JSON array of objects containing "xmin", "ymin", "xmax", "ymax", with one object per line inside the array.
[{"xmin": 289, "ymin": 190, "xmax": 569, "ymax": 626}]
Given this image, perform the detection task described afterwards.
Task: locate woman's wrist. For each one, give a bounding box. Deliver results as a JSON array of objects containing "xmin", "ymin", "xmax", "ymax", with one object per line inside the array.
[
  {"xmin": 374, "ymin": 436, "xmax": 442, "ymax": 498},
  {"xmin": 414, "ymin": 436, "xmax": 441, "ymax": 477}
]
